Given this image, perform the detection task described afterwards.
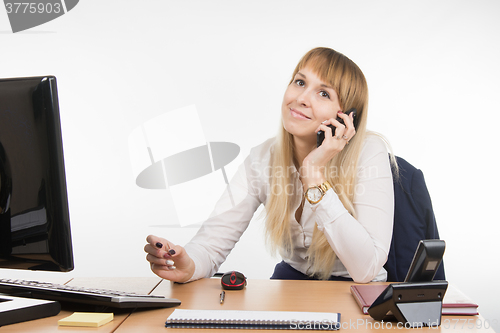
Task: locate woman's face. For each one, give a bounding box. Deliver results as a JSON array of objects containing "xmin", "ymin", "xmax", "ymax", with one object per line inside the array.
[{"xmin": 281, "ymin": 66, "xmax": 342, "ymax": 144}]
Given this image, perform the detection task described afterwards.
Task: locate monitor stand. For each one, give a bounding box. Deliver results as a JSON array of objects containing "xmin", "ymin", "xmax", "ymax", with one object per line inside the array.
[{"xmin": 0, "ymin": 294, "xmax": 60, "ymax": 326}]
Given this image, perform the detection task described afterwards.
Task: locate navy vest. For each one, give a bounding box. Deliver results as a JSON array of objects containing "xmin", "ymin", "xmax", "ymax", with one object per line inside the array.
[{"xmin": 384, "ymin": 156, "xmax": 445, "ymax": 282}]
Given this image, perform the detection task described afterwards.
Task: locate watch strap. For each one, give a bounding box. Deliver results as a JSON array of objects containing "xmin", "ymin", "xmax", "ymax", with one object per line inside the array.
[{"xmin": 319, "ymin": 180, "xmax": 332, "ymax": 194}]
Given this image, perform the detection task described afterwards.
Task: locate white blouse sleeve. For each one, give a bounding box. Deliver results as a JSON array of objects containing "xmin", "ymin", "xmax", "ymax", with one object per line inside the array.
[
  {"xmin": 310, "ymin": 134, "xmax": 394, "ymax": 283},
  {"xmin": 183, "ymin": 139, "xmax": 272, "ymax": 281}
]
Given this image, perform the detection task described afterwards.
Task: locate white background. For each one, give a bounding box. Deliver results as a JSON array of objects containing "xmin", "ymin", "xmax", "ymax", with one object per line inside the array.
[{"xmin": 1, "ymin": 0, "xmax": 499, "ymax": 328}]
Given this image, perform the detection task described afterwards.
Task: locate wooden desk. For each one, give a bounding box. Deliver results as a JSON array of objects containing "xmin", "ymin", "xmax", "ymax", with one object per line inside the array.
[
  {"xmin": 0, "ymin": 278, "xmax": 494, "ymax": 332},
  {"xmin": 0, "ymin": 277, "xmax": 161, "ymax": 333},
  {"xmin": 118, "ymin": 278, "xmax": 494, "ymax": 332}
]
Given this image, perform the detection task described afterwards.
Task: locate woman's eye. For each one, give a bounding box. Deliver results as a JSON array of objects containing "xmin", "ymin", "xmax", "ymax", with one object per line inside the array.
[
  {"xmin": 295, "ymin": 79, "xmax": 305, "ymax": 87},
  {"xmin": 319, "ymin": 91, "xmax": 330, "ymax": 99}
]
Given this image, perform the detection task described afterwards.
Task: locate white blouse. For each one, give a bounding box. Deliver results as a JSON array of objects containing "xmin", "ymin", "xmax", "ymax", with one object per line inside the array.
[{"xmin": 184, "ymin": 134, "xmax": 394, "ymax": 283}]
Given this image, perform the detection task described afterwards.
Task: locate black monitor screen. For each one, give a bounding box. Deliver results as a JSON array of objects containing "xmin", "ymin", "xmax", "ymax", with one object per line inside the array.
[{"xmin": 0, "ymin": 76, "xmax": 73, "ymax": 272}]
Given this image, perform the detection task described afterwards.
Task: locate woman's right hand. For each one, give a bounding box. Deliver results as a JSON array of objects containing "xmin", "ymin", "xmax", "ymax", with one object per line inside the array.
[{"xmin": 144, "ymin": 235, "xmax": 195, "ymax": 283}]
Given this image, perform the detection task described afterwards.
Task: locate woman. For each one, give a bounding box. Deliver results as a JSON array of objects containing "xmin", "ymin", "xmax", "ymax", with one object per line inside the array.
[{"xmin": 144, "ymin": 47, "xmax": 394, "ymax": 283}]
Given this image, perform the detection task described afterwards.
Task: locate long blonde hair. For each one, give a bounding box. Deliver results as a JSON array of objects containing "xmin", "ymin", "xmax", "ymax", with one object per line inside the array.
[{"xmin": 265, "ymin": 47, "xmax": 369, "ymax": 279}]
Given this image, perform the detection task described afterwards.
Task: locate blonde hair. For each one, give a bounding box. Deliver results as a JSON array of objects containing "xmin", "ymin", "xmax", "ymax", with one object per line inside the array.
[{"xmin": 265, "ymin": 47, "xmax": 369, "ymax": 279}]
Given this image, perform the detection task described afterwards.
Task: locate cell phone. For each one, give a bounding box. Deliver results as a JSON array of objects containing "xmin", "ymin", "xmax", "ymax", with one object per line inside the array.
[{"xmin": 316, "ymin": 108, "xmax": 357, "ymax": 148}]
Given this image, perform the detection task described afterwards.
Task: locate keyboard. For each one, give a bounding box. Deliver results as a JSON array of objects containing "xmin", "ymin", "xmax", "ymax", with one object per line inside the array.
[{"xmin": 0, "ymin": 278, "xmax": 181, "ymax": 309}]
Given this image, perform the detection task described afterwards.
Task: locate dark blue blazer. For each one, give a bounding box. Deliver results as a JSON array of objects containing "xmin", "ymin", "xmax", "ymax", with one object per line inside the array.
[{"xmin": 384, "ymin": 156, "xmax": 445, "ymax": 282}]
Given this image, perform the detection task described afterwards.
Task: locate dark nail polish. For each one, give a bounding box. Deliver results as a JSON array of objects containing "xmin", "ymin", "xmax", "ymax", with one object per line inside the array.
[
  {"xmin": 168, "ymin": 249, "xmax": 176, "ymax": 255},
  {"xmin": 155, "ymin": 242, "xmax": 163, "ymax": 249}
]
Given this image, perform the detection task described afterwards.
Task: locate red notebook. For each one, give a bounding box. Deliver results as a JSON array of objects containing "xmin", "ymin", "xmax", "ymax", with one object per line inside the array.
[{"xmin": 350, "ymin": 284, "xmax": 478, "ymax": 316}]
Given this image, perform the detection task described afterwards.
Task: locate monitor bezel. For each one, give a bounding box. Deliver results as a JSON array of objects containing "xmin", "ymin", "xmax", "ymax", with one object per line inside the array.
[{"xmin": 0, "ymin": 75, "xmax": 74, "ymax": 272}]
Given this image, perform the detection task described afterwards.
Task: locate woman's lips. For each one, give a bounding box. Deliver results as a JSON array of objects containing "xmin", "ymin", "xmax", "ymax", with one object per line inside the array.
[{"xmin": 290, "ymin": 108, "xmax": 310, "ymax": 120}]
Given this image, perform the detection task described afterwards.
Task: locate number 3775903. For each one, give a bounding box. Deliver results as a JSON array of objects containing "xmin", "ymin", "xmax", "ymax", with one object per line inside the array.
[
  {"xmin": 5, "ymin": 2, "xmax": 62, "ymax": 14},
  {"xmin": 442, "ymin": 318, "xmax": 498, "ymax": 330}
]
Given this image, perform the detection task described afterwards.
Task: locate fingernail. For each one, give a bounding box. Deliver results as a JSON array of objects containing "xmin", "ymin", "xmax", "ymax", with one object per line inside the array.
[
  {"xmin": 168, "ymin": 266, "xmax": 176, "ymax": 270},
  {"xmin": 168, "ymin": 249, "xmax": 176, "ymax": 255},
  {"xmin": 155, "ymin": 242, "xmax": 163, "ymax": 249},
  {"xmin": 166, "ymin": 259, "xmax": 175, "ymax": 265}
]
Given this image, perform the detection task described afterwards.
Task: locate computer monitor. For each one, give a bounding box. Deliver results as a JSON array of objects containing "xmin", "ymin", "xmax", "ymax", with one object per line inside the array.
[{"xmin": 0, "ymin": 75, "xmax": 74, "ymax": 325}]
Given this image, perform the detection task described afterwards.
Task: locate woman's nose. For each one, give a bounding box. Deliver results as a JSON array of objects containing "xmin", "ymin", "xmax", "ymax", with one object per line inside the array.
[{"xmin": 296, "ymin": 89, "xmax": 311, "ymax": 106}]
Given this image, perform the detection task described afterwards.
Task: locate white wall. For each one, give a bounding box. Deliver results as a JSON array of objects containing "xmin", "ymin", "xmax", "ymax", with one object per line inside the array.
[{"xmin": 1, "ymin": 0, "xmax": 499, "ymax": 328}]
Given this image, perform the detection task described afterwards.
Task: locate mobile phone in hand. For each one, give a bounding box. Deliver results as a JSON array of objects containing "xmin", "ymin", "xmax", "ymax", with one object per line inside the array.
[{"xmin": 316, "ymin": 108, "xmax": 357, "ymax": 147}]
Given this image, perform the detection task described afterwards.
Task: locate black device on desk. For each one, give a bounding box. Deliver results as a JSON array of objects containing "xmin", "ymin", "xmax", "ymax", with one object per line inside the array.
[
  {"xmin": 368, "ymin": 240, "xmax": 448, "ymax": 327},
  {"xmin": 0, "ymin": 76, "xmax": 180, "ymax": 327},
  {"xmin": 404, "ymin": 239, "xmax": 445, "ymax": 283}
]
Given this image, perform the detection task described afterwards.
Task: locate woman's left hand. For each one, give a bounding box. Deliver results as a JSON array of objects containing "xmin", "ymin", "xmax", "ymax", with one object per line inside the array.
[{"xmin": 301, "ymin": 111, "xmax": 356, "ymax": 188}]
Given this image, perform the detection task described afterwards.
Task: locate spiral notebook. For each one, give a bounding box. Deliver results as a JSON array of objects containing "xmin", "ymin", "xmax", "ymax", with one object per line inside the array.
[{"xmin": 165, "ymin": 309, "xmax": 341, "ymax": 330}]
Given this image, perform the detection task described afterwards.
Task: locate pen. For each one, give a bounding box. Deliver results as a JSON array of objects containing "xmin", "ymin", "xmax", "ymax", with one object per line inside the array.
[{"xmin": 220, "ymin": 291, "xmax": 225, "ymax": 304}]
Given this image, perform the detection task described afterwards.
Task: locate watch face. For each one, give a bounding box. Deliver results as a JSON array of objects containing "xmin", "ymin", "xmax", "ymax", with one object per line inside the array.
[{"xmin": 307, "ymin": 187, "xmax": 322, "ymax": 202}]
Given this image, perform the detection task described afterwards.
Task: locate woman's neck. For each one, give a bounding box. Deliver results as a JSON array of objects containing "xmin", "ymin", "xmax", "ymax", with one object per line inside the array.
[{"xmin": 292, "ymin": 136, "xmax": 316, "ymax": 169}]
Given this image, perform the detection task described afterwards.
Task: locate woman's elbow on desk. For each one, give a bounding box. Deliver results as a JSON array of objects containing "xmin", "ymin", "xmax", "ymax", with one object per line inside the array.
[
  {"xmin": 351, "ymin": 273, "xmax": 377, "ymax": 284},
  {"xmin": 345, "ymin": 253, "xmax": 388, "ymax": 284}
]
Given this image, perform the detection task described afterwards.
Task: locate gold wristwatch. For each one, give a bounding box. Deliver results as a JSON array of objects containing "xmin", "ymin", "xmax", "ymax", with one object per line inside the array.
[{"xmin": 304, "ymin": 181, "xmax": 332, "ymax": 204}]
